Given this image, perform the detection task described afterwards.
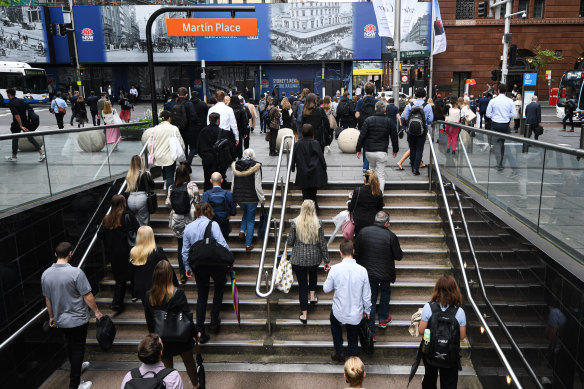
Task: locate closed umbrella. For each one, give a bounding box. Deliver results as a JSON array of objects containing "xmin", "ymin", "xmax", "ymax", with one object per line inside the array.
[
  {"xmin": 407, "ymin": 343, "xmax": 423, "ymax": 387},
  {"xmin": 196, "ymin": 337, "xmax": 206, "ymax": 389},
  {"xmin": 230, "ymin": 270, "xmax": 241, "ymax": 327}
]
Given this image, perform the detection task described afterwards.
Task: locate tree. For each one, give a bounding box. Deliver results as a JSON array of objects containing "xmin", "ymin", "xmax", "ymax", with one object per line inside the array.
[{"xmin": 526, "ymin": 46, "xmax": 564, "ymax": 80}]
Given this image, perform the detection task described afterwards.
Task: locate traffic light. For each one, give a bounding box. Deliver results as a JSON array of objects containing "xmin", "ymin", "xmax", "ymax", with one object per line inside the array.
[
  {"xmin": 79, "ymin": 68, "xmax": 85, "ymax": 77},
  {"xmin": 477, "ymin": 1, "xmax": 488, "ymax": 18},
  {"xmin": 49, "ymin": 23, "xmax": 57, "ymax": 36},
  {"xmin": 509, "ymin": 44, "xmax": 518, "ymax": 66},
  {"xmin": 261, "ymin": 70, "xmax": 266, "ymax": 78},
  {"xmin": 491, "ymin": 69, "xmax": 501, "ymax": 82},
  {"xmin": 254, "ymin": 70, "xmax": 258, "ymax": 78},
  {"xmin": 58, "ymin": 24, "xmax": 68, "ymax": 37}
]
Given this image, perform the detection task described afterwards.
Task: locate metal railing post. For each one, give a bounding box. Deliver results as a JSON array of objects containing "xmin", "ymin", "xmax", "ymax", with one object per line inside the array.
[{"xmin": 264, "ymin": 270, "xmax": 271, "ymax": 335}]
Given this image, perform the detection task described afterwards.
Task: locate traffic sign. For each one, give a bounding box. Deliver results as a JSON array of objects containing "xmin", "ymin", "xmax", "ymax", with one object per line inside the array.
[
  {"xmin": 546, "ymin": 70, "xmax": 552, "ymax": 80},
  {"xmin": 523, "ymin": 73, "xmax": 537, "ymax": 86},
  {"xmin": 400, "ymin": 75, "xmax": 409, "ymax": 84}
]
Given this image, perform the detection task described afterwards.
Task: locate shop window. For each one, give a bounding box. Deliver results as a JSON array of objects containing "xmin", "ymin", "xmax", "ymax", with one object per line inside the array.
[
  {"xmin": 533, "ymin": 0, "xmax": 545, "ymax": 18},
  {"xmin": 580, "ymin": 0, "xmax": 584, "ymax": 17},
  {"xmin": 518, "ymin": 0, "xmax": 528, "ymax": 15},
  {"xmin": 456, "ymin": 0, "xmax": 475, "ymax": 20}
]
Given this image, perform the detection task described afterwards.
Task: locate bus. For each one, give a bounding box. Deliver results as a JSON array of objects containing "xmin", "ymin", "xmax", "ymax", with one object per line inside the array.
[
  {"xmin": 0, "ymin": 62, "xmax": 49, "ymax": 104},
  {"xmin": 556, "ymin": 70, "xmax": 584, "ymax": 119}
]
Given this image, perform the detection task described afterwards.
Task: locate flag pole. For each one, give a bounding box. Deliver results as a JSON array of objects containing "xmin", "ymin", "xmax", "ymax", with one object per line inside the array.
[
  {"xmin": 429, "ymin": 0, "xmax": 435, "ymax": 99},
  {"xmin": 392, "ymin": 0, "xmax": 401, "ymax": 102}
]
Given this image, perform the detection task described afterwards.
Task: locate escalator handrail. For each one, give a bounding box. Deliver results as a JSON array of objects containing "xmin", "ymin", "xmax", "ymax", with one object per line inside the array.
[
  {"xmin": 426, "ymin": 132, "xmax": 523, "ymax": 388},
  {"xmin": 451, "ymin": 184, "xmax": 543, "ymax": 389},
  {"xmin": 256, "ymin": 135, "xmax": 295, "ymax": 298},
  {"xmin": 0, "ymin": 137, "xmax": 152, "ymax": 352}
]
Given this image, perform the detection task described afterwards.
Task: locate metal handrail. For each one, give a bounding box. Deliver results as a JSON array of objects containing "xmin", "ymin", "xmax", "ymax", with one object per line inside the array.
[
  {"xmin": 0, "ymin": 122, "xmax": 148, "ymax": 141},
  {"xmin": 0, "ymin": 137, "xmax": 151, "ymax": 352},
  {"xmin": 451, "ymin": 184, "xmax": 543, "ymax": 389},
  {"xmin": 426, "ymin": 132, "xmax": 523, "ymax": 388},
  {"xmin": 256, "ymin": 135, "xmax": 296, "ymax": 298}
]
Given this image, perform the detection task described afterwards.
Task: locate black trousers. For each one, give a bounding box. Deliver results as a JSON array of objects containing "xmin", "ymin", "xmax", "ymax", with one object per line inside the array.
[
  {"xmin": 194, "ymin": 266, "xmax": 227, "ymax": 332},
  {"xmin": 408, "ymin": 133, "xmax": 426, "ymax": 172},
  {"xmin": 301, "ymin": 187, "xmax": 318, "ymax": 210},
  {"xmin": 422, "ymin": 358, "xmax": 459, "ymax": 389},
  {"xmin": 112, "ymin": 280, "xmax": 127, "ymax": 308},
  {"xmin": 55, "ymin": 112, "xmax": 65, "ymax": 129},
  {"xmin": 269, "ymin": 127, "xmax": 279, "ymax": 154},
  {"xmin": 90, "ymin": 110, "xmax": 98, "ymax": 126},
  {"xmin": 292, "ymin": 264, "xmax": 318, "ymax": 311},
  {"xmin": 60, "ymin": 322, "xmax": 89, "ymax": 389},
  {"xmin": 11, "ymin": 135, "xmax": 41, "ymax": 155}
]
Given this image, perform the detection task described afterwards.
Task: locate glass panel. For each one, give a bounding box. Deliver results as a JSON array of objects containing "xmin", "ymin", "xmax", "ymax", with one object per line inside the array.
[
  {"xmin": 0, "ymin": 136, "xmax": 51, "ymax": 212},
  {"xmin": 103, "ymin": 128, "xmax": 145, "ymax": 178},
  {"xmin": 539, "ymin": 150, "xmax": 584, "ymax": 259},
  {"xmin": 533, "ymin": 0, "xmax": 545, "ymax": 18},
  {"xmin": 486, "ymin": 133, "xmax": 544, "ymax": 229},
  {"xmin": 456, "ymin": 127, "xmax": 490, "ymax": 195}
]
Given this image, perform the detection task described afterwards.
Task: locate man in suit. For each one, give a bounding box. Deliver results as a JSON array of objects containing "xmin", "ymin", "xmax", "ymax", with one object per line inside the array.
[{"xmin": 525, "ymin": 95, "xmax": 542, "ymax": 140}]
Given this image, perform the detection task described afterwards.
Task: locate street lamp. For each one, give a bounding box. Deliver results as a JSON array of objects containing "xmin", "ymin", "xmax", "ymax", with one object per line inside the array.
[{"xmin": 495, "ymin": 0, "xmax": 527, "ymax": 85}]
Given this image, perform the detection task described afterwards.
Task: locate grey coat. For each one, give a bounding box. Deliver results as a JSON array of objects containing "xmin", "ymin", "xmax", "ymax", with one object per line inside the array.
[{"xmin": 286, "ymin": 220, "xmax": 329, "ymax": 267}]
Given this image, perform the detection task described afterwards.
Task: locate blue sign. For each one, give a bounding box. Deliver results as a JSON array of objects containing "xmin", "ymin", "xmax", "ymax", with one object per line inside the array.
[{"xmin": 523, "ymin": 73, "xmax": 537, "ymax": 86}]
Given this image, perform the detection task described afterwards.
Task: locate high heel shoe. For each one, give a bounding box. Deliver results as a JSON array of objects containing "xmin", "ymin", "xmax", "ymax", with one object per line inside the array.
[
  {"xmin": 310, "ymin": 295, "xmax": 318, "ymax": 305},
  {"xmin": 299, "ymin": 314, "xmax": 307, "ymax": 325}
]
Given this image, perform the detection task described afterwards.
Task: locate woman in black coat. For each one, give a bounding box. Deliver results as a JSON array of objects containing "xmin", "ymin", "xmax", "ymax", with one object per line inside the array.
[
  {"xmin": 143, "ymin": 260, "xmax": 199, "ymax": 388},
  {"xmin": 301, "ymin": 93, "xmax": 331, "ymax": 151},
  {"xmin": 230, "ymin": 96, "xmax": 249, "ymax": 158},
  {"xmin": 99, "ymin": 194, "xmax": 139, "ymax": 312},
  {"xmin": 291, "ymin": 124, "xmax": 328, "ymax": 211},
  {"xmin": 348, "ymin": 170, "xmax": 384, "ymax": 239}
]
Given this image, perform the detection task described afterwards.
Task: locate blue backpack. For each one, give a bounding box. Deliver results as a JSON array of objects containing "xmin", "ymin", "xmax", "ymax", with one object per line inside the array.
[{"xmin": 207, "ymin": 190, "xmax": 229, "ymax": 219}]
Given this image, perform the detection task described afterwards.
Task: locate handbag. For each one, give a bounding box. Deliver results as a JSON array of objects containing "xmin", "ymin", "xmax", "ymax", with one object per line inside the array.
[
  {"xmin": 358, "ymin": 316, "xmax": 375, "ymax": 355},
  {"xmin": 535, "ymin": 125, "xmax": 544, "ymax": 136},
  {"xmin": 188, "ymin": 221, "xmax": 234, "ymax": 268},
  {"xmin": 112, "ymin": 109, "xmax": 123, "ymax": 125},
  {"xmin": 257, "ymin": 204, "xmax": 268, "ymax": 239},
  {"xmin": 96, "ymin": 315, "xmax": 117, "ymax": 351},
  {"xmin": 152, "ymin": 291, "xmax": 194, "ymax": 343},
  {"xmin": 342, "ymin": 188, "xmax": 360, "ymax": 240},
  {"xmin": 58, "ymin": 106, "xmax": 66, "ymax": 114},
  {"xmin": 143, "ymin": 172, "xmax": 158, "ymax": 214},
  {"xmin": 148, "ymin": 128, "xmax": 157, "ymax": 165},
  {"xmin": 465, "ymin": 109, "xmax": 476, "ymax": 124},
  {"xmin": 275, "ymin": 253, "xmax": 293, "ymax": 293},
  {"xmin": 265, "ymin": 131, "xmax": 271, "ymax": 142},
  {"xmin": 169, "ymin": 134, "xmax": 186, "ymax": 163}
]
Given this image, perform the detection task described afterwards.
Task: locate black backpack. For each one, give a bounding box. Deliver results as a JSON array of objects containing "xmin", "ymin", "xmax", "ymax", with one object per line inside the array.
[
  {"xmin": 96, "ymin": 315, "xmax": 117, "ymax": 351},
  {"xmin": 337, "ymin": 100, "xmax": 351, "ymax": 119},
  {"xmin": 188, "ymin": 221, "xmax": 234, "ymax": 268},
  {"xmin": 406, "ymin": 102, "xmax": 428, "ymax": 136},
  {"xmin": 123, "ymin": 368, "xmax": 175, "ymax": 389},
  {"xmin": 358, "ymin": 98, "xmax": 376, "ymax": 128},
  {"xmin": 170, "ymin": 184, "xmax": 191, "ymax": 215},
  {"xmin": 565, "ymin": 100, "xmax": 576, "ymax": 115},
  {"xmin": 25, "ymin": 104, "xmax": 40, "ymax": 131},
  {"xmin": 424, "ymin": 302, "xmax": 461, "ymax": 369},
  {"xmin": 170, "ymin": 99, "xmax": 188, "ymax": 131}
]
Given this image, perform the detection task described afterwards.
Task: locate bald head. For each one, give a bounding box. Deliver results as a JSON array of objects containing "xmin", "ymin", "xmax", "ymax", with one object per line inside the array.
[{"xmin": 210, "ymin": 172, "xmax": 223, "ymax": 186}]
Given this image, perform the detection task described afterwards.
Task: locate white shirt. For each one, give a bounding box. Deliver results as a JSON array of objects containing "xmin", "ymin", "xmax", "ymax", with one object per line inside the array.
[
  {"xmin": 207, "ymin": 102, "xmax": 239, "ymax": 141},
  {"xmin": 486, "ymin": 94, "xmax": 516, "ymax": 124},
  {"xmin": 130, "ymin": 88, "xmax": 138, "ymax": 97},
  {"xmin": 323, "ymin": 257, "xmax": 371, "ymax": 325}
]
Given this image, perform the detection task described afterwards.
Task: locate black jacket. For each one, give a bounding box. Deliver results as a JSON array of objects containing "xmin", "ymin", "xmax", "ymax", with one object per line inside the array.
[
  {"xmin": 177, "ymin": 97, "xmax": 198, "ymax": 141},
  {"xmin": 191, "ymin": 98, "xmax": 209, "ymax": 129},
  {"xmin": 356, "ymin": 113, "xmax": 399, "ymax": 154},
  {"xmin": 232, "ymin": 105, "xmax": 249, "ymax": 137},
  {"xmin": 301, "ymin": 107, "xmax": 331, "ymax": 148},
  {"xmin": 86, "ymin": 95, "xmax": 99, "ymax": 112},
  {"xmin": 291, "ymin": 137, "xmax": 328, "ymax": 189},
  {"xmin": 282, "ymin": 108, "xmax": 293, "ymax": 129},
  {"xmin": 525, "ymin": 102, "xmax": 541, "ymax": 125},
  {"xmin": 336, "ymin": 96, "xmax": 354, "ymax": 120},
  {"xmin": 348, "ymin": 185, "xmax": 384, "ymax": 232},
  {"xmin": 354, "ymin": 223, "xmax": 404, "ymax": 283},
  {"xmin": 198, "ymin": 124, "xmax": 231, "ymax": 168}
]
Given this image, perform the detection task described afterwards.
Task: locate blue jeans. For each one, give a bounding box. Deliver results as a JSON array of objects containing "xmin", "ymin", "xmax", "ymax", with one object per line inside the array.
[
  {"xmin": 369, "ymin": 279, "xmax": 391, "ymax": 334},
  {"xmin": 239, "ymin": 202, "xmax": 257, "ymax": 247},
  {"xmin": 162, "ymin": 162, "xmax": 176, "ymax": 193},
  {"xmin": 330, "ymin": 311, "xmax": 360, "ymax": 357},
  {"xmin": 361, "ymin": 142, "xmax": 369, "ymax": 172},
  {"xmin": 260, "ymin": 115, "xmax": 267, "ymax": 132},
  {"xmin": 563, "ymin": 114, "xmax": 574, "ymax": 130}
]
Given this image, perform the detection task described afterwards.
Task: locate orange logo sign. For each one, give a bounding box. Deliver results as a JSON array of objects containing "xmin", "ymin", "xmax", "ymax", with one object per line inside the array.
[{"xmin": 166, "ymin": 18, "xmax": 258, "ymax": 37}]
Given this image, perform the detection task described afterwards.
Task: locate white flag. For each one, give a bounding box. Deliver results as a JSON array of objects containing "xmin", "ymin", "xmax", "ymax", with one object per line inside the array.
[
  {"xmin": 432, "ymin": 0, "xmax": 447, "ymax": 55},
  {"xmin": 372, "ymin": 0, "xmax": 393, "ymax": 38}
]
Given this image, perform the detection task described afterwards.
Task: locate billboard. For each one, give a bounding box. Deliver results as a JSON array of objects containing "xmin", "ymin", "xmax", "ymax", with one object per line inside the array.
[{"xmin": 9, "ymin": 2, "xmax": 430, "ymax": 64}]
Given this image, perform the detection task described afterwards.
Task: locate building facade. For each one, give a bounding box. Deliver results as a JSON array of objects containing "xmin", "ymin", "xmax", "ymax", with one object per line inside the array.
[{"xmin": 434, "ymin": 0, "xmax": 584, "ymax": 98}]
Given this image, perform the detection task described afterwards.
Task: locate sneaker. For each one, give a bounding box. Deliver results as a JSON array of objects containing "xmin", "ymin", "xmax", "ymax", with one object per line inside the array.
[
  {"xmin": 325, "ymin": 146, "xmax": 331, "ymax": 153},
  {"xmin": 510, "ymin": 170, "xmax": 519, "ymax": 178},
  {"xmin": 38, "ymin": 154, "xmax": 46, "ymax": 162},
  {"xmin": 372, "ymin": 334, "xmax": 376, "ymax": 343},
  {"xmin": 5, "ymin": 156, "xmax": 17, "ymax": 162},
  {"xmin": 378, "ymin": 314, "xmax": 393, "ymax": 329},
  {"xmin": 81, "ymin": 361, "xmax": 90, "ymax": 374},
  {"xmin": 78, "ymin": 381, "xmax": 93, "ymax": 389}
]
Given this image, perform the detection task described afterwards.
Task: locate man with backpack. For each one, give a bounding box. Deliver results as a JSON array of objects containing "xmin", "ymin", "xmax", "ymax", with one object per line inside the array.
[
  {"xmin": 201, "ymin": 172, "xmax": 237, "ymax": 240},
  {"xmin": 120, "ymin": 333, "xmax": 183, "ymax": 389},
  {"xmin": 5, "ymin": 88, "xmax": 45, "ymax": 163},
  {"xmin": 207, "ymin": 91, "xmax": 239, "ymax": 157},
  {"xmin": 188, "ymin": 91, "xmax": 209, "ymax": 164},
  {"xmin": 354, "ymin": 82, "xmax": 379, "ymax": 172},
  {"xmin": 562, "ymin": 98, "xmax": 577, "ymax": 132},
  {"xmin": 403, "ymin": 88, "xmax": 434, "ymax": 176},
  {"xmin": 337, "ymin": 91, "xmax": 355, "ymax": 130},
  {"xmin": 198, "ymin": 113, "xmax": 232, "ymax": 191},
  {"xmin": 173, "ymin": 87, "xmax": 198, "ymax": 166}
]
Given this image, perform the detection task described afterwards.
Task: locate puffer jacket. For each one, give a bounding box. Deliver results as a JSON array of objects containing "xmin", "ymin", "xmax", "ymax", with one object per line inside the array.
[
  {"xmin": 354, "ymin": 223, "xmax": 404, "ymax": 283},
  {"xmin": 231, "ymin": 158, "xmax": 265, "ymax": 204},
  {"xmin": 356, "ymin": 113, "xmax": 399, "ymax": 154}
]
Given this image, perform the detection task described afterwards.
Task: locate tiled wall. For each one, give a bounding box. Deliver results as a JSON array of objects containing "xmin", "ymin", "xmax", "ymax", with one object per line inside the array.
[{"xmin": 0, "ymin": 180, "xmax": 121, "ymax": 389}]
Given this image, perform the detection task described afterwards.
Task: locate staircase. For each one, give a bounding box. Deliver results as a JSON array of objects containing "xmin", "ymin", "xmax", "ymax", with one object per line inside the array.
[{"xmin": 73, "ymin": 178, "xmax": 483, "ymax": 387}]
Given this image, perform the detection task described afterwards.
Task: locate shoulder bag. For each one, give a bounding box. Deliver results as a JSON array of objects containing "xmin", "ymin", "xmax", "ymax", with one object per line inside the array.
[
  {"xmin": 143, "ymin": 172, "xmax": 158, "ymax": 214},
  {"xmin": 358, "ymin": 316, "xmax": 375, "ymax": 354},
  {"xmin": 188, "ymin": 221, "xmax": 234, "ymax": 269},
  {"xmin": 275, "ymin": 253, "xmax": 293, "ymax": 293},
  {"xmin": 169, "ymin": 133, "xmax": 186, "ymax": 163},
  {"xmin": 151, "ymin": 290, "xmax": 194, "ymax": 343},
  {"xmin": 148, "ymin": 128, "xmax": 157, "ymax": 165},
  {"xmin": 342, "ymin": 188, "xmax": 360, "ymax": 240}
]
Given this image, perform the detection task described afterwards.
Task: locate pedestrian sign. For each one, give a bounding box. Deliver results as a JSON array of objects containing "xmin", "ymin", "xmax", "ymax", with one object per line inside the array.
[
  {"xmin": 523, "ymin": 73, "xmax": 537, "ymax": 86},
  {"xmin": 76, "ymin": 81, "xmax": 82, "ymax": 86}
]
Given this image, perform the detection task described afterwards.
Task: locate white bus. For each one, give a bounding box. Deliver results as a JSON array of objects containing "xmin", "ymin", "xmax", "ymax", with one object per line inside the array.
[{"xmin": 0, "ymin": 62, "xmax": 49, "ymax": 104}]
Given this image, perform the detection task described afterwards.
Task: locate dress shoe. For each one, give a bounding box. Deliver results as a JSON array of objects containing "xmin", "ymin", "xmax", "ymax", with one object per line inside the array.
[
  {"xmin": 413, "ymin": 169, "xmax": 420, "ymax": 176},
  {"xmin": 331, "ymin": 353, "xmax": 345, "ymax": 363},
  {"xmin": 210, "ymin": 317, "xmax": 221, "ymax": 334}
]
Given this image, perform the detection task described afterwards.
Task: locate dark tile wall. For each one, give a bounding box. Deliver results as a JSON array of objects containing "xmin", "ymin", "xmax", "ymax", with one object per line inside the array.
[{"xmin": 0, "ymin": 179, "xmax": 122, "ymax": 389}]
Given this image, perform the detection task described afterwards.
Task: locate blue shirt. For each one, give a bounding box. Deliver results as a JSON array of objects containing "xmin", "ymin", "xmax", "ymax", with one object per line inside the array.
[
  {"xmin": 486, "ymin": 94, "xmax": 515, "ymax": 124},
  {"xmin": 421, "ymin": 302, "xmax": 466, "ymax": 327},
  {"xmin": 403, "ymin": 98, "xmax": 434, "ymax": 126},
  {"xmin": 51, "ymin": 97, "xmax": 67, "ymax": 111},
  {"xmin": 181, "ymin": 216, "xmax": 229, "ymax": 272},
  {"xmin": 355, "ymin": 95, "xmax": 379, "ymax": 113},
  {"xmin": 201, "ymin": 186, "xmax": 236, "ymax": 219},
  {"xmin": 323, "ymin": 257, "xmax": 371, "ymax": 325}
]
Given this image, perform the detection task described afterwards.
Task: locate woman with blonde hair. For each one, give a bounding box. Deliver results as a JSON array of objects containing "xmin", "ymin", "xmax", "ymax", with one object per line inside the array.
[
  {"xmin": 101, "ymin": 100, "xmax": 121, "ymax": 146},
  {"xmin": 418, "ymin": 274, "xmax": 467, "ymax": 388},
  {"xmin": 344, "ymin": 357, "xmax": 366, "ymax": 388},
  {"xmin": 126, "ymin": 155, "xmax": 155, "ymax": 226},
  {"xmin": 348, "ymin": 169, "xmax": 384, "ymax": 239},
  {"xmin": 287, "ymin": 199, "xmax": 329, "ymax": 324},
  {"xmin": 143, "ymin": 260, "xmax": 199, "ymax": 388},
  {"xmin": 513, "ymin": 93, "xmax": 522, "ymax": 132},
  {"xmin": 281, "ymin": 97, "xmax": 293, "ymax": 129},
  {"xmin": 130, "ymin": 226, "xmax": 177, "ymax": 302}
]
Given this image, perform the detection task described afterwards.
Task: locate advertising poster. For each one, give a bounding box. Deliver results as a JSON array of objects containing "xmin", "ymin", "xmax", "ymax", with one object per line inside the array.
[
  {"xmin": 0, "ymin": 5, "xmax": 47, "ymax": 62},
  {"xmin": 381, "ymin": 0, "xmax": 431, "ymax": 59}
]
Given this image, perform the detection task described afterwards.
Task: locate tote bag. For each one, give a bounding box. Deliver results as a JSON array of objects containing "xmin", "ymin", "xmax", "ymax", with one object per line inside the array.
[
  {"xmin": 169, "ymin": 134, "xmax": 186, "ymax": 163},
  {"xmin": 275, "ymin": 255, "xmax": 293, "ymax": 293}
]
